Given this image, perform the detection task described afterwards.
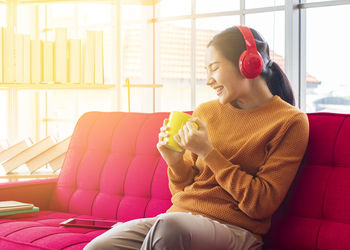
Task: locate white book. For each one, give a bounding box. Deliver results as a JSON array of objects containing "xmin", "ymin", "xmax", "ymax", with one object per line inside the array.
[
  {"xmin": 55, "ymin": 28, "xmax": 67, "ymax": 83},
  {"xmin": 94, "ymin": 31, "xmax": 104, "ymax": 84},
  {"xmin": 25, "ymin": 136, "xmax": 71, "ymax": 173},
  {"xmin": 2, "ymin": 136, "xmax": 56, "ymax": 174},
  {"xmin": 31, "ymin": 40, "xmax": 42, "ymax": 83},
  {"xmin": 0, "ymin": 27, "xmax": 3, "ymax": 83},
  {"xmin": 43, "ymin": 41, "xmax": 54, "ymax": 83},
  {"xmin": 48, "ymin": 153, "xmax": 66, "ymax": 172},
  {"xmin": 84, "ymin": 31, "xmax": 95, "ymax": 84},
  {"xmin": 23, "ymin": 35, "xmax": 31, "ymax": 83},
  {"xmin": 68, "ymin": 39, "xmax": 81, "ymax": 84},
  {"xmin": 15, "ymin": 34, "xmax": 24, "ymax": 83},
  {"xmin": 0, "ymin": 138, "xmax": 32, "ymax": 164},
  {"xmin": 3, "ymin": 28, "xmax": 15, "ymax": 83}
]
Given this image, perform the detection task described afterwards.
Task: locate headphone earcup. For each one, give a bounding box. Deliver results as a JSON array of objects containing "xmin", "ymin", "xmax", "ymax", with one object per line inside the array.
[{"xmin": 238, "ymin": 50, "xmax": 264, "ymax": 79}]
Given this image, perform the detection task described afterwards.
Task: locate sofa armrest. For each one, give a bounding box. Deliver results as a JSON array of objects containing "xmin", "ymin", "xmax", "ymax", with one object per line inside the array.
[{"xmin": 0, "ymin": 178, "xmax": 58, "ymax": 210}]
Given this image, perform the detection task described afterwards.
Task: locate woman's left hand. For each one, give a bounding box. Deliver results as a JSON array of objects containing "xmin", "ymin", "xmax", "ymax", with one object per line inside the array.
[{"xmin": 174, "ymin": 117, "xmax": 214, "ymax": 158}]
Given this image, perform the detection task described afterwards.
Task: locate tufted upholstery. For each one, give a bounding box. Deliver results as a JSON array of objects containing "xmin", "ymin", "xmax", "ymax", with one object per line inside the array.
[
  {"xmin": 49, "ymin": 112, "xmax": 172, "ymax": 221},
  {"xmin": 264, "ymin": 113, "xmax": 350, "ymax": 249},
  {"xmin": 1, "ymin": 111, "xmax": 350, "ymax": 249}
]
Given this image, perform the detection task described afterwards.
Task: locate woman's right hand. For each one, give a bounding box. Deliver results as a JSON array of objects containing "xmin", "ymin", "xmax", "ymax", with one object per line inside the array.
[{"xmin": 157, "ymin": 119, "xmax": 185, "ymax": 166}]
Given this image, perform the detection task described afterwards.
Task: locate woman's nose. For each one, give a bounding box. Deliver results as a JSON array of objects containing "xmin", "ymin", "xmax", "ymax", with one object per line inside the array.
[{"xmin": 206, "ymin": 77, "xmax": 215, "ymax": 86}]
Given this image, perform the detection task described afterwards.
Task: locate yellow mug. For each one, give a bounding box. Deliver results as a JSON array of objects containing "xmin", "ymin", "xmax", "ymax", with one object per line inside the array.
[{"xmin": 165, "ymin": 111, "xmax": 198, "ymax": 152}]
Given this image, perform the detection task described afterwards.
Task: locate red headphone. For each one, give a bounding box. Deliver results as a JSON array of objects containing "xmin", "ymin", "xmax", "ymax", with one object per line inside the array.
[{"xmin": 236, "ymin": 26, "xmax": 264, "ymax": 79}]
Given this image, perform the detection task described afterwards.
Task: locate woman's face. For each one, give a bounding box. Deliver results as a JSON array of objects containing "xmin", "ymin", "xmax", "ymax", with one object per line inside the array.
[{"xmin": 205, "ymin": 45, "xmax": 246, "ymax": 105}]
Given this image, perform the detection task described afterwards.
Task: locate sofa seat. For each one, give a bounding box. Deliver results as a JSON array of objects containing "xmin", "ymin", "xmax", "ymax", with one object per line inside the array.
[{"xmin": 0, "ymin": 211, "xmax": 111, "ymax": 250}]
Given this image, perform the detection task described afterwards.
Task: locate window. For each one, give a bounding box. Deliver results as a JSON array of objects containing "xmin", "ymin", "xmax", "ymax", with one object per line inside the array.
[
  {"xmin": 245, "ymin": 0, "xmax": 285, "ymax": 9},
  {"xmin": 195, "ymin": 16, "xmax": 240, "ymax": 106},
  {"xmin": 245, "ymin": 11, "xmax": 285, "ymax": 68},
  {"xmin": 305, "ymin": 4, "xmax": 350, "ymax": 113},
  {"xmin": 156, "ymin": 0, "xmax": 190, "ymax": 17},
  {"xmin": 156, "ymin": 20, "xmax": 192, "ymax": 112},
  {"xmin": 0, "ymin": 91, "xmax": 8, "ymax": 144},
  {"xmin": 196, "ymin": 0, "xmax": 239, "ymax": 14}
]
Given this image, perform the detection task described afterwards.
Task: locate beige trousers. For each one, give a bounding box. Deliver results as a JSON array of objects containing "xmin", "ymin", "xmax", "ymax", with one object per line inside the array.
[{"xmin": 84, "ymin": 212, "xmax": 263, "ymax": 250}]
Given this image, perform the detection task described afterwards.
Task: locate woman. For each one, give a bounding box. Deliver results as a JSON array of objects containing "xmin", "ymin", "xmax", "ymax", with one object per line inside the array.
[{"xmin": 85, "ymin": 26, "xmax": 309, "ymax": 250}]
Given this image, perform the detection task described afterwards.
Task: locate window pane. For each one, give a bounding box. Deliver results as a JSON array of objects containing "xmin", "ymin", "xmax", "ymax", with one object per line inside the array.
[
  {"xmin": 17, "ymin": 90, "xmax": 115, "ymax": 142},
  {"xmin": 306, "ymin": 5, "xmax": 350, "ymax": 113},
  {"xmin": 156, "ymin": 20, "xmax": 191, "ymax": 112},
  {"xmin": 156, "ymin": 0, "xmax": 191, "ymax": 17},
  {"xmin": 245, "ymin": 11, "xmax": 285, "ymax": 70},
  {"xmin": 196, "ymin": 16, "xmax": 240, "ymax": 106},
  {"xmin": 122, "ymin": 4, "xmax": 152, "ymax": 23},
  {"xmin": 196, "ymin": 0, "xmax": 239, "ymax": 14},
  {"xmin": 122, "ymin": 22, "xmax": 153, "ymax": 84},
  {"xmin": 245, "ymin": 0, "xmax": 285, "ymax": 9},
  {"xmin": 0, "ymin": 4, "xmax": 5, "ymax": 27},
  {"xmin": 0, "ymin": 91, "xmax": 8, "ymax": 143},
  {"xmin": 304, "ymin": 0, "xmax": 329, "ymax": 2}
]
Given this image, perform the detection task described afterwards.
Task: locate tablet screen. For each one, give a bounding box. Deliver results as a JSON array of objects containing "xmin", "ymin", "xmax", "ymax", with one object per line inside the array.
[{"xmin": 60, "ymin": 218, "xmax": 118, "ymax": 229}]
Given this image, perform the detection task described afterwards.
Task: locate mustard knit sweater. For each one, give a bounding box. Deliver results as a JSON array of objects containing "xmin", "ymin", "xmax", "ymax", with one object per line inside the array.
[{"xmin": 166, "ymin": 95, "xmax": 309, "ymax": 238}]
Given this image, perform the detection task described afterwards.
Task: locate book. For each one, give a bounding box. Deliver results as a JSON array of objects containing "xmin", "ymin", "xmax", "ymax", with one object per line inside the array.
[
  {"xmin": 15, "ymin": 34, "xmax": 24, "ymax": 83},
  {"xmin": 43, "ymin": 41, "xmax": 54, "ymax": 83},
  {"xmin": 31, "ymin": 39, "xmax": 42, "ymax": 83},
  {"xmin": 48, "ymin": 153, "xmax": 66, "ymax": 172},
  {"xmin": 0, "ymin": 138, "xmax": 32, "ymax": 163},
  {"xmin": 84, "ymin": 30, "xmax": 95, "ymax": 84},
  {"xmin": 94, "ymin": 31, "xmax": 104, "ymax": 84},
  {"xmin": 0, "ymin": 27, "xmax": 3, "ymax": 83},
  {"xmin": 68, "ymin": 39, "xmax": 81, "ymax": 84},
  {"xmin": 0, "ymin": 201, "xmax": 34, "ymax": 213},
  {"xmin": 55, "ymin": 28, "xmax": 67, "ymax": 83},
  {"xmin": 0, "ymin": 206, "xmax": 39, "ymax": 217},
  {"xmin": 25, "ymin": 136, "xmax": 71, "ymax": 173},
  {"xmin": 23, "ymin": 35, "xmax": 31, "ymax": 83},
  {"xmin": 3, "ymin": 28, "xmax": 15, "ymax": 83},
  {"xmin": 2, "ymin": 136, "xmax": 56, "ymax": 174}
]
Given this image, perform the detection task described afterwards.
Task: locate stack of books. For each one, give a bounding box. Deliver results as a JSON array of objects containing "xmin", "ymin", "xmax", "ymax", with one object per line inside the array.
[{"xmin": 0, "ymin": 201, "xmax": 39, "ymax": 216}]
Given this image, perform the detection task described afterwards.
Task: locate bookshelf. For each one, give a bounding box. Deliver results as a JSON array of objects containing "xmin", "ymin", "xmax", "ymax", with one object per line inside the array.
[
  {"xmin": 0, "ymin": 83, "xmax": 115, "ymax": 90},
  {"xmin": 0, "ymin": 0, "xmax": 121, "ymax": 145}
]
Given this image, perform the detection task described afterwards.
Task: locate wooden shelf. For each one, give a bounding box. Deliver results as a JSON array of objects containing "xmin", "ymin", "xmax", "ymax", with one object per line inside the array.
[
  {"xmin": 0, "ymin": 173, "xmax": 59, "ymax": 182},
  {"xmin": 0, "ymin": 83, "xmax": 115, "ymax": 90}
]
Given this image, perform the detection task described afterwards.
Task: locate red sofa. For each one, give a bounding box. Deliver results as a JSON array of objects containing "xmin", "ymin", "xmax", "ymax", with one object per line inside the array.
[{"xmin": 0, "ymin": 111, "xmax": 349, "ymax": 249}]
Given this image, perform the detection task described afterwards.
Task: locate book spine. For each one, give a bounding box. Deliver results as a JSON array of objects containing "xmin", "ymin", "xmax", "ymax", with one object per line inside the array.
[
  {"xmin": 0, "ymin": 27, "xmax": 3, "ymax": 83},
  {"xmin": 3, "ymin": 28, "xmax": 15, "ymax": 83},
  {"xmin": 84, "ymin": 31, "xmax": 95, "ymax": 84},
  {"xmin": 94, "ymin": 31, "xmax": 104, "ymax": 84},
  {"xmin": 0, "ymin": 205, "xmax": 34, "ymax": 213},
  {"xmin": 23, "ymin": 35, "xmax": 31, "ymax": 83},
  {"xmin": 55, "ymin": 28, "xmax": 67, "ymax": 83},
  {"xmin": 31, "ymin": 39, "xmax": 42, "ymax": 83},
  {"xmin": 68, "ymin": 39, "xmax": 81, "ymax": 84},
  {"xmin": 43, "ymin": 41, "xmax": 54, "ymax": 83},
  {"xmin": 0, "ymin": 206, "xmax": 39, "ymax": 217},
  {"xmin": 15, "ymin": 34, "xmax": 24, "ymax": 83}
]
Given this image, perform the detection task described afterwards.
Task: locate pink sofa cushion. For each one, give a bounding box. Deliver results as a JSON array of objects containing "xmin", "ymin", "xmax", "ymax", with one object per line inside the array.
[
  {"xmin": 265, "ymin": 113, "xmax": 350, "ymax": 249},
  {"xmin": 0, "ymin": 211, "xmax": 109, "ymax": 249},
  {"xmin": 49, "ymin": 112, "xmax": 173, "ymax": 221}
]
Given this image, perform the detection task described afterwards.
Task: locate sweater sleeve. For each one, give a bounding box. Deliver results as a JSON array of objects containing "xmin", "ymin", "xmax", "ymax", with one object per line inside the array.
[
  {"xmin": 204, "ymin": 113, "xmax": 309, "ymax": 220},
  {"xmin": 167, "ymin": 150, "xmax": 197, "ymax": 195}
]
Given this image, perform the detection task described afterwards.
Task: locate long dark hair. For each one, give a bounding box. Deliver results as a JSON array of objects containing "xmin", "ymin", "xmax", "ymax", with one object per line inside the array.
[{"xmin": 207, "ymin": 26, "xmax": 295, "ymax": 106}]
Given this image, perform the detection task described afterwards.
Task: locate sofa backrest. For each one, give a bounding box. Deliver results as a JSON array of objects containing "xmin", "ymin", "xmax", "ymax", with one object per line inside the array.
[
  {"xmin": 265, "ymin": 113, "xmax": 350, "ymax": 249},
  {"xmin": 49, "ymin": 112, "xmax": 173, "ymax": 221}
]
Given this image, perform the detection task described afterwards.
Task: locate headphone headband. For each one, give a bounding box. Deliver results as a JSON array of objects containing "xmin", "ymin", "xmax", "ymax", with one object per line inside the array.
[{"xmin": 236, "ymin": 25, "xmax": 257, "ymax": 52}]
